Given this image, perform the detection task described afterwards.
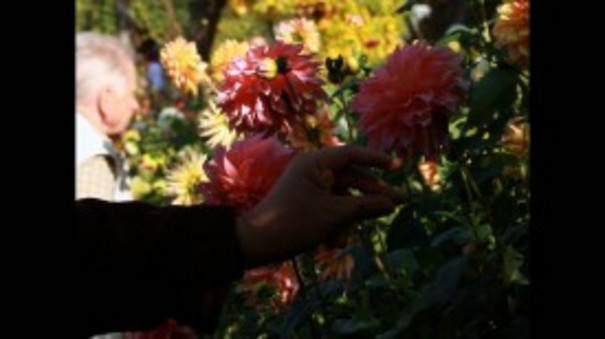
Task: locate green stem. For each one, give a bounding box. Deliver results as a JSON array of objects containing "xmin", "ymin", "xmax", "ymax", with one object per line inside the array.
[
  {"xmin": 338, "ymin": 93, "xmax": 355, "ymax": 142},
  {"xmin": 479, "ymin": 0, "xmax": 492, "ymax": 43},
  {"xmin": 461, "ymin": 164, "xmax": 483, "ymax": 200},
  {"xmin": 292, "ymin": 258, "xmax": 320, "ymax": 339},
  {"xmin": 459, "ymin": 164, "xmax": 480, "ymax": 239}
]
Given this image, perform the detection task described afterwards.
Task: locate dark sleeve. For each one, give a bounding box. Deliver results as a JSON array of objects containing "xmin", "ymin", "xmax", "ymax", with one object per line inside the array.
[{"xmin": 72, "ymin": 199, "xmax": 244, "ymax": 337}]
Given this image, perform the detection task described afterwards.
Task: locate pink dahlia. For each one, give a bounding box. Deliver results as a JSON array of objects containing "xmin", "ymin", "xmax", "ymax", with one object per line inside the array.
[
  {"xmin": 199, "ymin": 136, "xmax": 296, "ymax": 212},
  {"xmin": 351, "ymin": 42, "xmax": 468, "ymax": 160},
  {"xmin": 217, "ymin": 41, "xmax": 327, "ymax": 136}
]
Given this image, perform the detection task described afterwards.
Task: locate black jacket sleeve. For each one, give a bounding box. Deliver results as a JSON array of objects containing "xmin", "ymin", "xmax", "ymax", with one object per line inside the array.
[{"xmin": 72, "ymin": 199, "xmax": 244, "ymax": 337}]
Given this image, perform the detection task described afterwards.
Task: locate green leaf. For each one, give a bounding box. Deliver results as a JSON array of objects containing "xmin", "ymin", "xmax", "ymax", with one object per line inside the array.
[
  {"xmin": 330, "ymin": 78, "xmax": 360, "ymax": 100},
  {"xmin": 376, "ymin": 314, "xmax": 414, "ymax": 339},
  {"xmin": 425, "ymin": 256, "xmax": 468, "ymax": 306},
  {"xmin": 346, "ymin": 245, "xmax": 376, "ymax": 279},
  {"xmin": 386, "ymin": 249, "xmax": 419, "ymax": 274},
  {"xmin": 491, "ymin": 191, "xmax": 518, "ymax": 234},
  {"xmin": 431, "ymin": 227, "xmax": 472, "ymax": 247},
  {"xmin": 435, "ymin": 32, "xmax": 461, "ymax": 48},
  {"xmin": 415, "ymin": 247, "xmax": 446, "ymax": 276},
  {"xmin": 503, "ymin": 246, "xmax": 529, "ymax": 285},
  {"xmin": 387, "ymin": 206, "xmax": 430, "ymax": 251},
  {"xmin": 332, "ymin": 316, "xmax": 379, "ymax": 336},
  {"xmin": 279, "ymin": 297, "xmax": 322, "ymax": 339},
  {"xmin": 468, "ymin": 68, "xmax": 518, "ymax": 128}
]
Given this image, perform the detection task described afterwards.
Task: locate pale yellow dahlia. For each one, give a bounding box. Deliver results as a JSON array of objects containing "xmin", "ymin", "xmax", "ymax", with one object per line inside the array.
[
  {"xmin": 274, "ymin": 18, "xmax": 321, "ymax": 54},
  {"xmin": 198, "ymin": 101, "xmax": 239, "ymax": 149},
  {"xmin": 166, "ymin": 147, "xmax": 208, "ymax": 206},
  {"xmin": 210, "ymin": 39, "xmax": 250, "ymax": 83}
]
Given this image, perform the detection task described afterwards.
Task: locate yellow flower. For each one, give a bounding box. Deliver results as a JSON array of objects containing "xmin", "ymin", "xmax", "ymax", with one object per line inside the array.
[
  {"xmin": 210, "ymin": 39, "xmax": 249, "ymax": 83},
  {"xmin": 198, "ymin": 101, "xmax": 239, "ymax": 149},
  {"xmin": 166, "ymin": 147, "xmax": 208, "ymax": 206},
  {"xmin": 160, "ymin": 37, "xmax": 208, "ymax": 96},
  {"xmin": 253, "ymin": 0, "xmax": 297, "ymax": 19},
  {"xmin": 131, "ymin": 177, "xmax": 152, "ymax": 199},
  {"xmin": 141, "ymin": 154, "xmax": 161, "ymax": 172},
  {"xmin": 448, "ymin": 41, "xmax": 462, "ymax": 53},
  {"xmin": 493, "ymin": 0, "xmax": 529, "ymax": 68},
  {"xmin": 317, "ymin": 3, "xmax": 405, "ymax": 67},
  {"xmin": 123, "ymin": 129, "xmax": 141, "ymax": 143},
  {"xmin": 152, "ymin": 179, "xmax": 167, "ymax": 196},
  {"xmin": 228, "ymin": 0, "xmax": 253, "ymax": 16},
  {"xmin": 274, "ymin": 18, "xmax": 321, "ymax": 54}
]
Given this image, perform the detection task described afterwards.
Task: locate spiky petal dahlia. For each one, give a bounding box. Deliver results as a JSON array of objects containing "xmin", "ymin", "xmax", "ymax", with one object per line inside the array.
[
  {"xmin": 240, "ymin": 262, "xmax": 300, "ymax": 311},
  {"xmin": 160, "ymin": 37, "xmax": 208, "ymax": 96},
  {"xmin": 274, "ymin": 18, "xmax": 321, "ymax": 54},
  {"xmin": 198, "ymin": 101, "xmax": 239, "ymax": 149},
  {"xmin": 166, "ymin": 147, "xmax": 208, "ymax": 206},
  {"xmin": 315, "ymin": 247, "xmax": 355, "ymax": 281},
  {"xmin": 351, "ymin": 42, "xmax": 468, "ymax": 160},
  {"xmin": 287, "ymin": 105, "xmax": 343, "ymax": 152},
  {"xmin": 493, "ymin": 0, "xmax": 530, "ymax": 69},
  {"xmin": 217, "ymin": 41, "xmax": 327, "ymax": 136},
  {"xmin": 199, "ymin": 136, "xmax": 296, "ymax": 212},
  {"xmin": 210, "ymin": 39, "xmax": 249, "ymax": 83}
]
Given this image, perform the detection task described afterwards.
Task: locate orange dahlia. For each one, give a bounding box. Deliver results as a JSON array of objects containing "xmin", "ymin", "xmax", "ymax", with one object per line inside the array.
[
  {"xmin": 418, "ymin": 159, "xmax": 442, "ymax": 192},
  {"xmin": 199, "ymin": 136, "xmax": 296, "ymax": 212},
  {"xmin": 240, "ymin": 262, "xmax": 300, "ymax": 310},
  {"xmin": 217, "ymin": 41, "xmax": 327, "ymax": 136},
  {"xmin": 351, "ymin": 42, "xmax": 468, "ymax": 160},
  {"xmin": 502, "ymin": 117, "xmax": 529, "ymax": 157},
  {"xmin": 493, "ymin": 0, "xmax": 530, "ymax": 69},
  {"xmin": 287, "ymin": 105, "xmax": 343, "ymax": 152},
  {"xmin": 315, "ymin": 247, "xmax": 355, "ymax": 281},
  {"xmin": 160, "ymin": 37, "xmax": 207, "ymax": 96}
]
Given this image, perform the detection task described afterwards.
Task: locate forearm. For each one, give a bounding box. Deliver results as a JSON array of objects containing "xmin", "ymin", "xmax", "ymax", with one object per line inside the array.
[{"xmin": 74, "ymin": 199, "xmax": 244, "ymax": 336}]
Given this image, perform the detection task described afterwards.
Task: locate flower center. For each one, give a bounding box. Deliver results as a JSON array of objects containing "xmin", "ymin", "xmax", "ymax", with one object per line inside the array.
[
  {"xmin": 276, "ymin": 56, "xmax": 288, "ymax": 74},
  {"xmin": 257, "ymin": 58, "xmax": 279, "ymax": 79},
  {"xmin": 257, "ymin": 57, "xmax": 289, "ymax": 79}
]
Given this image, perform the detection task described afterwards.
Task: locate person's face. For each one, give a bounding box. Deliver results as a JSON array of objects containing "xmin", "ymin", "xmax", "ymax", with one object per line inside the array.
[{"xmin": 98, "ymin": 61, "xmax": 140, "ymax": 136}]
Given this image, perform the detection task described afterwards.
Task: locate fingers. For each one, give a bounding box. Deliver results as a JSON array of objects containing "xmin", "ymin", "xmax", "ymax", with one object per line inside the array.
[
  {"xmin": 332, "ymin": 195, "xmax": 396, "ymax": 224},
  {"xmin": 312, "ymin": 145, "xmax": 394, "ymax": 171},
  {"xmin": 334, "ymin": 168, "xmax": 406, "ymax": 203}
]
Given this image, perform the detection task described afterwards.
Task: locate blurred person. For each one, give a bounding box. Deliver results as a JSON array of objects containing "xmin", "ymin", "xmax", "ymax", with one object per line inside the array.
[
  {"xmin": 76, "ymin": 32, "xmax": 140, "ymax": 202},
  {"xmin": 138, "ymin": 38, "xmax": 167, "ymax": 101}
]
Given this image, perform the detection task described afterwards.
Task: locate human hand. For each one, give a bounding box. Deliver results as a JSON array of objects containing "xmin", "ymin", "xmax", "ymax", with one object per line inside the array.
[{"xmin": 237, "ymin": 145, "xmax": 404, "ymax": 267}]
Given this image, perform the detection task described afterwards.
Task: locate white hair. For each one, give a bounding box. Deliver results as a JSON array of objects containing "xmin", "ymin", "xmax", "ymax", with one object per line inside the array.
[{"xmin": 76, "ymin": 32, "xmax": 135, "ymax": 106}]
